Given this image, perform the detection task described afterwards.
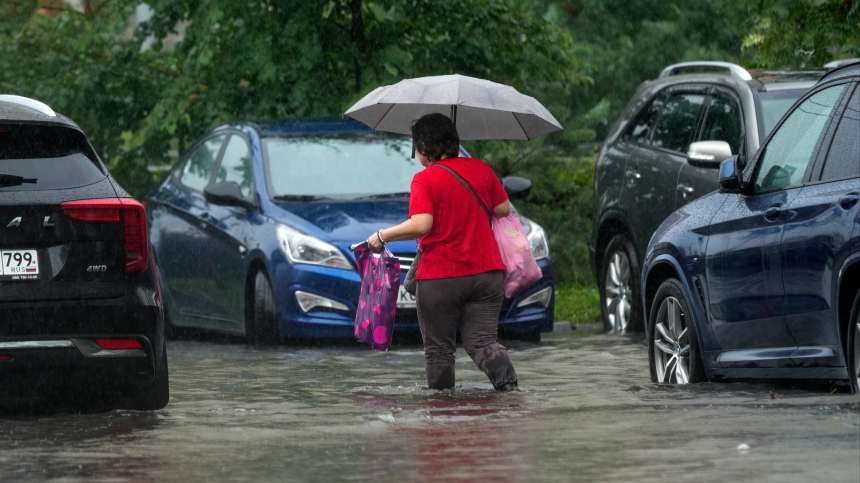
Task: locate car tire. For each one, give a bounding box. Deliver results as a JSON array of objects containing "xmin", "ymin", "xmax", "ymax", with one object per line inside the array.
[
  {"xmin": 846, "ymin": 289, "xmax": 860, "ymax": 394},
  {"xmin": 119, "ymin": 344, "xmax": 170, "ymax": 410},
  {"xmin": 600, "ymin": 233, "xmax": 642, "ymax": 333},
  {"xmin": 648, "ymin": 278, "xmax": 705, "ymax": 384},
  {"xmin": 248, "ymin": 270, "xmax": 281, "ymax": 347}
]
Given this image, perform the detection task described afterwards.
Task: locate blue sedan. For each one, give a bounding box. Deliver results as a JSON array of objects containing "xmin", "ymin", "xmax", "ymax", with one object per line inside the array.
[
  {"xmin": 641, "ymin": 63, "xmax": 860, "ymax": 391},
  {"xmin": 147, "ymin": 118, "xmax": 554, "ymax": 344}
]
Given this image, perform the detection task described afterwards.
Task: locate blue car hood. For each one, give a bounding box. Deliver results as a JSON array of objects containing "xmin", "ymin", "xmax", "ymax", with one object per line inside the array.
[{"xmin": 272, "ymin": 199, "xmax": 417, "ymax": 254}]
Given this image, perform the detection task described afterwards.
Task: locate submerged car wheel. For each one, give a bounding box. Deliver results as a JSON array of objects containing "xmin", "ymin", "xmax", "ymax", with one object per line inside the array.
[
  {"xmin": 600, "ymin": 234, "xmax": 642, "ymax": 333},
  {"xmin": 648, "ymin": 278, "xmax": 705, "ymax": 384},
  {"xmin": 249, "ymin": 271, "xmax": 281, "ymax": 347},
  {"xmin": 847, "ymin": 290, "xmax": 860, "ymax": 394}
]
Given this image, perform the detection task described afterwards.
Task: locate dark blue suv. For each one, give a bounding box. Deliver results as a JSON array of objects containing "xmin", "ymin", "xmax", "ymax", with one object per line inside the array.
[
  {"xmin": 641, "ymin": 64, "xmax": 860, "ymax": 391},
  {"xmin": 147, "ymin": 118, "xmax": 554, "ymax": 345}
]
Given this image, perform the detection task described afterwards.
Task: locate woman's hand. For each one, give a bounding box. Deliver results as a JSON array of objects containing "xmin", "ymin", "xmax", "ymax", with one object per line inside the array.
[{"xmin": 367, "ymin": 230, "xmax": 385, "ymax": 251}]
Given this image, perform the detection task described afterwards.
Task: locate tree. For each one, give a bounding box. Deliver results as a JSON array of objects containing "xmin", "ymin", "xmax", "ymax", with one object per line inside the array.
[
  {"xmin": 0, "ymin": 0, "xmax": 589, "ymax": 197},
  {"xmin": 535, "ymin": 0, "xmax": 751, "ymax": 140},
  {"xmin": 744, "ymin": 0, "xmax": 860, "ymax": 68}
]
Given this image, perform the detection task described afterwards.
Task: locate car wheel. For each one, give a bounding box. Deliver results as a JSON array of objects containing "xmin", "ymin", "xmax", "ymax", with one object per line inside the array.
[
  {"xmin": 648, "ymin": 278, "xmax": 705, "ymax": 384},
  {"xmin": 248, "ymin": 270, "xmax": 281, "ymax": 347},
  {"xmin": 847, "ymin": 290, "xmax": 860, "ymax": 394},
  {"xmin": 119, "ymin": 344, "xmax": 169, "ymax": 410},
  {"xmin": 600, "ymin": 234, "xmax": 642, "ymax": 333}
]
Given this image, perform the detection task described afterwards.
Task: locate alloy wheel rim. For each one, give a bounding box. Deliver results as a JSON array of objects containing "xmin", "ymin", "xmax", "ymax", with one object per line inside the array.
[
  {"xmin": 605, "ymin": 251, "xmax": 632, "ymax": 332},
  {"xmin": 653, "ymin": 296, "xmax": 691, "ymax": 384},
  {"xmin": 854, "ymin": 322, "xmax": 860, "ymax": 389}
]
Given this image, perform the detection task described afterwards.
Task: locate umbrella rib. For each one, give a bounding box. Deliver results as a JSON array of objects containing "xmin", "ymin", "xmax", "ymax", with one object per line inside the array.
[
  {"xmin": 512, "ymin": 112, "xmax": 530, "ymax": 140},
  {"xmin": 372, "ymin": 104, "xmax": 395, "ymax": 131}
]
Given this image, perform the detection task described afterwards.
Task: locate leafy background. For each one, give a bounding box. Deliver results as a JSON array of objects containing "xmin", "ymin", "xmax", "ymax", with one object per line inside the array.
[{"xmin": 1, "ymin": 0, "xmax": 857, "ymax": 322}]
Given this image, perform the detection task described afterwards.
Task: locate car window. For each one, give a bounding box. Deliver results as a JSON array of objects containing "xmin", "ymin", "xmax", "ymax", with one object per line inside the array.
[
  {"xmin": 627, "ymin": 96, "xmax": 665, "ymax": 144},
  {"xmin": 0, "ymin": 124, "xmax": 106, "ymax": 191},
  {"xmin": 753, "ymin": 84, "xmax": 847, "ymax": 194},
  {"xmin": 700, "ymin": 93, "xmax": 743, "ymax": 155},
  {"xmin": 756, "ymin": 88, "xmax": 809, "ymax": 136},
  {"xmin": 215, "ymin": 135, "xmax": 254, "ymax": 198},
  {"xmin": 819, "ymin": 85, "xmax": 860, "ymax": 182},
  {"xmin": 180, "ymin": 135, "xmax": 226, "ymax": 192},
  {"xmin": 651, "ymin": 94, "xmax": 706, "ymax": 152}
]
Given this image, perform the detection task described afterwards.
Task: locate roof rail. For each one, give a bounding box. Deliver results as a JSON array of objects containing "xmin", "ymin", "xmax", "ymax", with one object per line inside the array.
[
  {"xmin": 659, "ymin": 61, "xmax": 752, "ymax": 82},
  {"xmin": 0, "ymin": 95, "xmax": 56, "ymax": 117},
  {"xmin": 824, "ymin": 58, "xmax": 860, "ymax": 70}
]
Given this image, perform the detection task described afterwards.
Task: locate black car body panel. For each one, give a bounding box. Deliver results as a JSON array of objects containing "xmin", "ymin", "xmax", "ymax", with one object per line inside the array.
[
  {"xmin": 592, "ymin": 63, "xmax": 821, "ymax": 331},
  {"xmin": 0, "ymin": 98, "xmax": 166, "ymax": 407}
]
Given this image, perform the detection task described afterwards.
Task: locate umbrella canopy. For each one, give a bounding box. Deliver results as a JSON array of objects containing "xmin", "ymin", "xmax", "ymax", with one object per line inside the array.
[{"xmin": 344, "ymin": 74, "xmax": 562, "ymax": 141}]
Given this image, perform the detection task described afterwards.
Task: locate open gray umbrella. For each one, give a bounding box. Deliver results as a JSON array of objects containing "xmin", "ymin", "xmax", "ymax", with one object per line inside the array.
[{"xmin": 344, "ymin": 74, "xmax": 562, "ymax": 141}]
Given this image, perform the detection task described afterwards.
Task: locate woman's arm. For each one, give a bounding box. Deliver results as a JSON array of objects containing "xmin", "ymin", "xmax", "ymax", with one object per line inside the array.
[
  {"xmin": 367, "ymin": 213, "xmax": 433, "ymax": 250},
  {"xmin": 493, "ymin": 200, "xmax": 511, "ymax": 219}
]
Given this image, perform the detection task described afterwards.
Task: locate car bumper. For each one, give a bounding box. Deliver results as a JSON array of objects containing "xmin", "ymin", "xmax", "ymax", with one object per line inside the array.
[
  {"xmin": 0, "ymin": 287, "xmax": 164, "ymax": 397},
  {"xmin": 271, "ymin": 258, "xmax": 555, "ymax": 339}
]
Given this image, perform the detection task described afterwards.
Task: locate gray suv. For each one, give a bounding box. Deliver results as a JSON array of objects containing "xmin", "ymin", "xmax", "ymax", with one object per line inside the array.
[{"xmin": 591, "ymin": 61, "xmax": 821, "ymax": 332}]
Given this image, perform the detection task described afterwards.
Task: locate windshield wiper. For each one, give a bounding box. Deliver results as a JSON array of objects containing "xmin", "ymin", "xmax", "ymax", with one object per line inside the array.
[
  {"xmin": 353, "ymin": 192, "xmax": 410, "ymax": 200},
  {"xmin": 0, "ymin": 174, "xmax": 37, "ymax": 188},
  {"xmin": 272, "ymin": 195, "xmax": 332, "ymax": 202}
]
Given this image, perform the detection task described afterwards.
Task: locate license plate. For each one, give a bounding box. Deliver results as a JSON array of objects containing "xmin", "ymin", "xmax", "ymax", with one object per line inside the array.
[
  {"xmin": 397, "ymin": 284, "xmax": 416, "ymax": 308},
  {"xmin": 0, "ymin": 249, "xmax": 39, "ymax": 281}
]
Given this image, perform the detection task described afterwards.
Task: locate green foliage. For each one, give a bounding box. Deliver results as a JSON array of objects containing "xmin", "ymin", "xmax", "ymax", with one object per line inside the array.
[
  {"xmin": 554, "ymin": 284, "xmax": 600, "ymax": 324},
  {"xmin": 535, "ymin": 0, "xmax": 751, "ymax": 140},
  {"xmin": 0, "ymin": 0, "xmax": 589, "ymax": 198},
  {"xmin": 745, "ymin": 0, "xmax": 860, "ymax": 68}
]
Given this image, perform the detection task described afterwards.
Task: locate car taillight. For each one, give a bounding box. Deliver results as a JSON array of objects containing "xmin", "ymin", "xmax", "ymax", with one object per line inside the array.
[
  {"xmin": 93, "ymin": 339, "xmax": 142, "ymax": 350},
  {"xmin": 60, "ymin": 198, "xmax": 149, "ymax": 274}
]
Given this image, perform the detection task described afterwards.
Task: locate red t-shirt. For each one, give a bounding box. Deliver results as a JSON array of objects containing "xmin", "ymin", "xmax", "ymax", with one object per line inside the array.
[{"xmin": 409, "ymin": 157, "xmax": 508, "ymax": 280}]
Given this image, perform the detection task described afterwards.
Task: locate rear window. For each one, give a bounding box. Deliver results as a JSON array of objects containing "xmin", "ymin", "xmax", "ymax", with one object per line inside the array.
[
  {"xmin": 0, "ymin": 124, "xmax": 106, "ymax": 191},
  {"xmin": 756, "ymin": 89, "xmax": 808, "ymax": 138}
]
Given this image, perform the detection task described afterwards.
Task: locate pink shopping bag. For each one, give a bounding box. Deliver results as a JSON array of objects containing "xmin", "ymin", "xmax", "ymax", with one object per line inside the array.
[
  {"xmin": 493, "ymin": 214, "xmax": 542, "ymax": 298},
  {"xmin": 352, "ymin": 242, "xmax": 400, "ymax": 351}
]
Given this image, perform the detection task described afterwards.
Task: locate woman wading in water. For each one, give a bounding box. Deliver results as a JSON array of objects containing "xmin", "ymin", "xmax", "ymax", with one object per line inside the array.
[{"xmin": 366, "ymin": 113, "xmax": 518, "ymax": 391}]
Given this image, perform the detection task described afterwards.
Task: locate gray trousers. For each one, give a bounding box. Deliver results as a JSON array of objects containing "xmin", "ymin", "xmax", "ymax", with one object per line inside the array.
[{"xmin": 415, "ymin": 270, "xmax": 517, "ymax": 390}]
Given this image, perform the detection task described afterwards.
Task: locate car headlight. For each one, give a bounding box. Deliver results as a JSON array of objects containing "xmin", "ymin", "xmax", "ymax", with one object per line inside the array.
[
  {"xmin": 521, "ymin": 217, "xmax": 550, "ymax": 260},
  {"xmin": 277, "ymin": 224, "xmax": 353, "ymax": 270}
]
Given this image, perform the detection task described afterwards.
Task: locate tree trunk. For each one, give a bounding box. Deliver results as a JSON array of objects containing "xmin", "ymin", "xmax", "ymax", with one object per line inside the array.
[{"xmin": 349, "ymin": 0, "xmax": 366, "ymax": 92}]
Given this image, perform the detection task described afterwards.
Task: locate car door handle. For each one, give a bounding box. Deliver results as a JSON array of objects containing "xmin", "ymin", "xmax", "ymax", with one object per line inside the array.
[
  {"xmin": 764, "ymin": 205, "xmax": 781, "ymax": 222},
  {"xmin": 196, "ymin": 212, "xmax": 209, "ymax": 222},
  {"xmin": 677, "ymin": 185, "xmax": 694, "ymax": 194},
  {"xmin": 839, "ymin": 193, "xmax": 859, "ymax": 209},
  {"xmin": 626, "ymin": 170, "xmax": 641, "ymax": 180}
]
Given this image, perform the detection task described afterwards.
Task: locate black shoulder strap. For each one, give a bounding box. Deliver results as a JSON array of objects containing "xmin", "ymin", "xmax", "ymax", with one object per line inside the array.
[{"xmin": 433, "ymin": 163, "xmax": 493, "ymax": 227}]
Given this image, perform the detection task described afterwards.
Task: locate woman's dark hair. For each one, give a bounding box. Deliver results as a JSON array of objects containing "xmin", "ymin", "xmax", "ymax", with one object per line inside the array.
[{"xmin": 411, "ymin": 113, "xmax": 460, "ymax": 162}]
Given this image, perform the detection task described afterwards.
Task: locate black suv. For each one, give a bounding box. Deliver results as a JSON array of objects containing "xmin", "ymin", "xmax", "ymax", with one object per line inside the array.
[
  {"xmin": 591, "ymin": 61, "xmax": 821, "ymax": 332},
  {"xmin": 0, "ymin": 95, "xmax": 167, "ymax": 410}
]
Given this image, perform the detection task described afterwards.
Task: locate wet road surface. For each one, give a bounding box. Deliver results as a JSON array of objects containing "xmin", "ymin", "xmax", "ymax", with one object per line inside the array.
[{"xmin": 0, "ymin": 328, "xmax": 858, "ymax": 482}]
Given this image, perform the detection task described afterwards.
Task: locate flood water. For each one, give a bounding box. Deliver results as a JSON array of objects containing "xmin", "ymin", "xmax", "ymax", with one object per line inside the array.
[{"xmin": 0, "ymin": 328, "xmax": 858, "ymax": 482}]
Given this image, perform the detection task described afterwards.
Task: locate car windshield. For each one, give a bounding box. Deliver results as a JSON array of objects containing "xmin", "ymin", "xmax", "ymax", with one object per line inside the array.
[
  {"xmin": 757, "ymin": 88, "xmax": 808, "ymax": 137},
  {"xmin": 262, "ymin": 132, "xmax": 422, "ymax": 200}
]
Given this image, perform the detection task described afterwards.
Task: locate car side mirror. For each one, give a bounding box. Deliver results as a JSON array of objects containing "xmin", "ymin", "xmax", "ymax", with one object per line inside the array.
[
  {"xmin": 204, "ymin": 182, "xmax": 253, "ymax": 210},
  {"xmin": 502, "ymin": 176, "xmax": 531, "ymax": 201},
  {"xmin": 719, "ymin": 155, "xmax": 744, "ymax": 193},
  {"xmin": 687, "ymin": 141, "xmax": 733, "ymax": 169}
]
